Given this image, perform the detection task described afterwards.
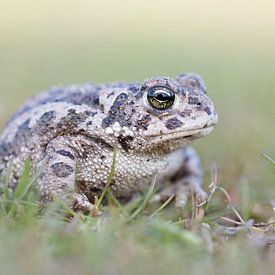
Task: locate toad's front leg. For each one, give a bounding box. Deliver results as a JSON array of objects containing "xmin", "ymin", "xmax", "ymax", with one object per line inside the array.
[
  {"xmin": 38, "ymin": 136, "xmax": 95, "ymax": 213},
  {"xmin": 155, "ymin": 146, "xmax": 208, "ymax": 208}
]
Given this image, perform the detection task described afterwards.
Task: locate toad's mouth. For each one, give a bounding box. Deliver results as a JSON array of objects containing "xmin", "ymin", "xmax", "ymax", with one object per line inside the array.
[{"xmin": 148, "ymin": 126, "xmax": 215, "ymax": 144}]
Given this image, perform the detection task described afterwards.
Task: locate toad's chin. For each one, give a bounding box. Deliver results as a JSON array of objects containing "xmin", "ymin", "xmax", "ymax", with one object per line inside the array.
[{"xmin": 148, "ymin": 126, "xmax": 215, "ymax": 144}]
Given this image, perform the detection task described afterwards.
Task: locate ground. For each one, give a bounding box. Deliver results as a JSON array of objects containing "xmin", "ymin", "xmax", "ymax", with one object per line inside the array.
[{"xmin": 0, "ymin": 0, "xmax": 275, "ymax": 274}]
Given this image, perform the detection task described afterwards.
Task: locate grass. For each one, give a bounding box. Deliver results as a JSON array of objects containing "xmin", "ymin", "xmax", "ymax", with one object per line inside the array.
[{"xmin": 0, "ymin": 154, "xmax": 274, "ymax": 275}]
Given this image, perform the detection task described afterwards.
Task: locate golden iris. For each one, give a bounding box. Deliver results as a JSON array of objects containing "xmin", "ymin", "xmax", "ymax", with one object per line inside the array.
[{"xmin": 147, "ymin": 86, "xmax": 175, "ymax": 110}]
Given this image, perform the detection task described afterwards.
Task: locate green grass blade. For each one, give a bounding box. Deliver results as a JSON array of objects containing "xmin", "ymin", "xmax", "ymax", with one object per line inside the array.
[
  {"xmin": 149, "ymin": 194, "xmax": 174, "ymax": 218},
  {"xmin": 127, "ymin": 175, "xmax": 157, "ymax": 222},
  {"xmin": 96, "ymin": 146, "xmax": 117, "ymax": 208},
  {"xmin": 14, "ymin": 160, "xmax": 31, "ymax": 199},
  {"xmin": 147, "ymin": 219, "xmax": 202, "ymax": 246},
  {"xmin": 18, "ymin": 166, "xmax": 41, "ymax": 201},
  {"xmin": 0, "ymin": 164, "xmax": 13, "ymax": 214}
]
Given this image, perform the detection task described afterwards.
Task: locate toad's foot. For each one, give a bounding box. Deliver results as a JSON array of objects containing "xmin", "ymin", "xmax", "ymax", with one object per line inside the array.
[
  {"xmin": 72, "ymin": 193, "xmax": 102, "ymax": 216},
  {"xmin": 151, "ymin": 177, "xmax": 208, "ymax": 208}
]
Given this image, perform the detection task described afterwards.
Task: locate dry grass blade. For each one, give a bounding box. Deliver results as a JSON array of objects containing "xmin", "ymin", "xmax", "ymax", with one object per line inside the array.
[
  {"xmin": 231, "ymin": 206, "xmax": 246, "ymax": 224},
  {"xmin": 261, "ymin": 152, "xmax": 275, "ymax": 166},
  {"xmin": 217, "ymin": 186, "xmax": 231, "ymax": 204},
  {"xmin": 220, "ymin": 216, "xmax": 243, "ymax": 225},
  {"xmin": 197, "ymin": 163, "xmax": 218, "ymax": 208}
]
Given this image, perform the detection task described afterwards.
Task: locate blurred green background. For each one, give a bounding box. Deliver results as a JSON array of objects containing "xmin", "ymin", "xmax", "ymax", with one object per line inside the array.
[{"xmin": 0, "ymin": 0, "xmax": 274, "ymax": 202}]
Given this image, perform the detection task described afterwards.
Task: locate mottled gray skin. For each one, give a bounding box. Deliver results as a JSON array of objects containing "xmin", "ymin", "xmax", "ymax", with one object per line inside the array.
[{"xmin": 0, "ymin": 73, "xmax": 217, "ymax": 212}]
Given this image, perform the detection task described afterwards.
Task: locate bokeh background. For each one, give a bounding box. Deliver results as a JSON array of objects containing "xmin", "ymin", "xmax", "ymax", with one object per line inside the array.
[{"xmin": 1, "ymin": 0, "xmax": 275, "ymax": 202}]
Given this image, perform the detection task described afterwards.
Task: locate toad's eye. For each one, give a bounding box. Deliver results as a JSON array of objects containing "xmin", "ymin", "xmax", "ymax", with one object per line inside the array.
[{"xmin": 147, "ymin": 86, "xmax": 175, "ymax": 110}]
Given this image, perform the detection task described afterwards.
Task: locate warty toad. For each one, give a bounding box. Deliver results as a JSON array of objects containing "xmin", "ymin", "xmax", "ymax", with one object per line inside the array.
[{"xmin": 0, "ymin": 73, "xmax": 218, "ymax": 212}]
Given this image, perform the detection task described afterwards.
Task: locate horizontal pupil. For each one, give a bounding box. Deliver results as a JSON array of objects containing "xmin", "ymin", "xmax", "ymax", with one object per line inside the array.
[{"xmin": 155, "ymin": 92, "xmax": 170, "ymax": 101}]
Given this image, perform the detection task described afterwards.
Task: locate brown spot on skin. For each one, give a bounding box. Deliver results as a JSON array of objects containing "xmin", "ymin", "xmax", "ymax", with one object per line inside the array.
[
  {"xmin": 165, "ymin": 117, "xmax": 183, "ymax": 130},
  {"xmin": 84, "ymin": 110, "xmax": 97, "ymax": 116},
  {"xmin": 180, "ymin": 110, "xmax": 192, "ymax": 117},
  {"xmin": 57, "ymin": 109, "xmax": 91, "ymax": 132},
  {"xmin": 104, "ymin": 92, "xmax": 133, "ymax": 127},
  {"xmin": 188, "ymin": 97, "xmax": 200, "ymax": 105},
  {"xmin": 118, "ymin": 136, "xmax": 134, "ymax": 152},
  {"xmin": 39, "ymin": 111, "xmax": 56, "ymax": 123},
  {"xmin": 102, "ymin": 116, "xmax": 115, "ymax": 128},
  {"xmin": 16, "ymin": 119, "xmax": 31, "ymax": 135},
  {"xmin": 107, "ymin": 91, "xmax": 115, "ymax": 98},
  {"xmin": 56, "ymin": 150, "xmax": 75, "ymax": 160},
  {"xmin": 36, "ymin": 111, "xmax": 57, "ymax": 136},
  {"xmin": 51, "ymin": 162, "xmax": 74, "ymax": 178},
  {"xmin": 128, "ymin": 85, "xmax": 139, "ymax": 93},
  {"xmin": 204, "ymin": 106, "xmax": 212, "ymax": 115}
]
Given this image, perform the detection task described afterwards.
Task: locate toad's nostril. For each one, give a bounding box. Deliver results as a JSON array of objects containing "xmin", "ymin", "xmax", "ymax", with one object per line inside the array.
[{"xmin": 196, "ymin": 102, "xmax": 202, "ymax": 107}]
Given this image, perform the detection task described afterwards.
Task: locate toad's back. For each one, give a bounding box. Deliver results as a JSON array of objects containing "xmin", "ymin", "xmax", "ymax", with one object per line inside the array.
[{"xmin": 0, "ymin": 83, "xmax": 105, "ymax": 186}]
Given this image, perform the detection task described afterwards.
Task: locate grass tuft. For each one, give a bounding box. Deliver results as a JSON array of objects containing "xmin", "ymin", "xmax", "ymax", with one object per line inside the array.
[
  {"xmin": 0, "ymin": 153, "xmax": 274, "ymax": 275},
  {"xmin": 0, "ymin": 161, "xmax": 40, "ymax": 220}
]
